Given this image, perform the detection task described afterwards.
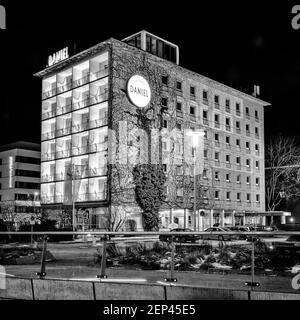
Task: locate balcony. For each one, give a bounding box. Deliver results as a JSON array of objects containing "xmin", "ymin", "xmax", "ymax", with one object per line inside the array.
[
  {"xmin": 236, "ymin": 110, "xmax": 241, "ymax": 116},
  {"xmin": 89, "ymin": 91, "xmax": 109, "ymax": 105},
  {"xmin": 55, "ymin": 172, "xmax": 67, "ymax": 181},
  {"xmin": 245, "ymin": 114, "xmax": 250, "ymax": 120},
  {"xmin": 246, "ymin": 148, "xmax": 251, "ymax": 154},
  {"xmin": 226, "ymin": 125, "xmax": 231, "ymax": 131},
  {"xmin": 90, "ymin": 142, "xmax": 108, "ymax": 153},
  {"xmin": 57, "ymin": 80, "xmax": 72, "ymax": 94},
  {"xmin": 42, "ymin": 88, "xmax": 57, "ymax": 100},
  {"xmin": 88, "ymin": 191, "xmax": 107, "ymax": 201},
  {"xmin": 72, "ymin": 97, "xmax": 90, "ymax": 111},
  {"xmin": 42, "ymin": 130, "xmax": 55, "ymax": 141},
  {"xmin": 42, "ymin": 108, "xmax": 56, "ymax": 120},
  {"xmin": 226, "ymin": 144, "xmax": 231, "ymax": 150},
  {"xmin": 57, "ymin": 102, "xmax": 72, "ymax": 116},
  {"xmin": 56, "ymin": 126, "xmax": 72, "ymax": 138},
  {"xmin": 90, "ymin": 66, "xmax": 109, "ymax": 81},
  {"xmin": 225, "ymin": 107, "xmax": 231, "ymax": 113},
  {"xmin": 55, "ymin": 149, "xmax": 71, "ymax": 159},
  {"xmin": 41, "ymin": 174, "xmax": 54, "ymax": 183},
  {"xmin": 214, "ymin": 141, "xmax": 220, "ymax": 147},
  {"xmin": 246, "ymin": 166, "xmax": 251, "ymax": 172},
  {"xmin": 246, "ymin": 131, "xmax": 250, "ymax": 137},
  {"xmin": 236, "ymin": 128, "xmax": 241, "ymax": 134},
  {"xmin": 226, "ymin": 162, "xmax": 231, "ymax": 168},
  {"xmin": 255, "ymin": 116, "xmax": 259, "ymax": 122},
  {"xmin": 41, "ymin": 151, "xmax": 55, "ymax": 162},
  {"xmin": 255, "ymin": 134, "xmax": 260, "ymax": 139},
  {"xmin": 189, "ymin": 114, "xmax": 196, "ymax": 122},
  {"xmin": 72, "ymin": 74, "xmax": 90, "ymax": 88}
]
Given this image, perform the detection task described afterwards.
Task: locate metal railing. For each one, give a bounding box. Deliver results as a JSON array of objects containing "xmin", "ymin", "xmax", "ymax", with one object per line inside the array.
[{"xmin": 1, "ymin": 230, "xmax": 300, "ymax": 291}]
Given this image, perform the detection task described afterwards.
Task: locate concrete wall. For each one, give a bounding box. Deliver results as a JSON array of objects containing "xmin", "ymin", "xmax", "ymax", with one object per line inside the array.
[
  {"xmin": 32, "ymin": 279, "xmax": 94, "ymax": 300},
  {"xmin": 1, "ymin": 276, "xmax": 300, "ymax": 300},
  {"xmin": 94, "ymin": 282, "xmax": 165, "ymax": 300}
]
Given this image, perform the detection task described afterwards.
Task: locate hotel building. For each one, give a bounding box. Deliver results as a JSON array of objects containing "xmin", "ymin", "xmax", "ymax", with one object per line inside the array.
[
  {"xmin": 34, "ymin": 31, "xmax": 282, "ymax": 231},
  {"xmin": 0, "ymin": 141, "xmax": 41, "ymax": 224}
]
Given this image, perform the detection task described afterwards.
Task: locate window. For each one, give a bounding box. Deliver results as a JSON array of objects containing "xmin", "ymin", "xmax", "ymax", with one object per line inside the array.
[
  {"xmin": 226, "ymin": 136, "xmax": 230, "ymax": 145},
  {"xmin": 225, "ymin": 117, "xmax": 230, "ymax": 126},
  {"xmin": 215, "ymin": 171, "xmax": 220, "ymax": 180},
  {"xmin": 214, "ymin": 95, "xmax": 219, "ymax": 104},
  {"xmin": 0, "ymin": 158, "xmax": 2, "ymax": 165},
  {"xmin": 0, "ymin": 172, "xmax": 1, "ymax": 178},
  {"xmin": 163, "ymin": 141, "xmax": 167, "ymax": 150},
  {"xmin": 225, "ymin": 99, "xmax": 230, "ymax": 107},
  {"xmin": 204, "ymin": 130, "xmax": 208, "ymax": 139},
  {"xmin": 190, "ymin": 86, "xmax": 195, "ymax": 96},
  {"xmin": 255, "ymin": 110, "xmax": 259, "ymax": 119},
  {"xmin": 214, "ymin": 152, "xmax": 220, "ymax": 161},
  {"xmin": 256, "ymin": 194, "xmax": 260, "ymax": 203},
  {"xmin": 236, "ymin": 103, "xmax": 241, "ymax": 114},
  {"xmin": 162, "ymin": 164, "xmax": 167, "ymax": 172},
  {"xmin": 0, "ymin": 183, "xmax": 1, "ymax": 190},
  {"xmin": 255, "ymin": 160, "xmax": 259, "ymax": 169},
  {"xmin": 237, "ymin": 192, "xmax": 241, "ymax": 201},
  {"xmin": 190, "ymin": 105, "xmax": 195, "ymax": 115},
  {"xmin": 203, "ymin": 169, "xmax": 208, "ymax": 178},
  {"xmin": 255, "ymin": 127, "xmax": 259, "ymax": 136},
  {"xmin": 246, "ymin": 141, "xmax": 250, "ymax": 150},
  {"xmin": 236, "ymin": 121, "xmax": 240, "ymax": 129},
  {"xmin": 246, "ymin": 159, "xmax": 251, "ymax": 167},
  {"xmin": 15, "ymin": 181, "xmax": 40, "ymax": 189},
  {"xmin": 163, "ymin": 120, "xmax": 168, "ymax": 128},
  {"xmin": 15, "ymin": 169, "xmax": 40, "ymax": 178},
  {"xmin": 256, "ymin": 177, "xmax": 260, "ymax": 186},
  {"xmin": 236, "ymin": 157, "xmax": 241, "ymax": 165},
  {"xmin": 226, "ymin": 173, "xmax": 230, "ymax": 182},
  {"xmin": 255, "ymin": 144, "xmax": 259, "ymax": 152},
  {"xmin": 245, "ymin": 107, "xmax": 249, "ymax": 116},
  {"xmin": 246, "ymin": 124, "xmax": 250, "ymax": 134},
  {"xmin": 236, "ymin": 139, "xmax": 240, "ymax": 147},
  {"xmin": 176, "ymin": 81, "xmax": 182, "ymax": 91},
  {"xmin": 246, "ymin": 176, "xmax": 251, "ymax": 184},
  {"xmin": 204, "ymin": 149, "xmax": 208, "ymax": 159},
  {"xmin": 226, "ymin": 192, "xmax": 231, "ymax": 201},
  {"xmin": 236, "ymin": 175, "xmax": 241, "ymax": 184},
  {"xmin": 15, "ymin": 156, "xmax": 40, "ymax": 165},
  {"xmin": 215, "ymin": 190, "xmax": 220, "ymax": 199},
  {"xmin": 161, "ymin": 97, "xmax": 168, "ymax": 107},
  {"xmin": 176, "ymin": 102, "xmax": 182, "ymax": 111},
  {"xmin": 203, "ymin": 90, "xmax": 208, "ymax": 103},
  {"xmin": 203, "ymin": 110, "xmax": 208, "ymax": 120},
  {"xmin": 214, "ymin": 133, "xmax": 219, "ymax": 142},
  {"xmin": 247, "ymin": 194, "xmax": 251, "ymax": 202},
  {"xmin": 226, "ymin": 154, "xmax": 230, "ymax": 163},
  {"xmin": 214, "ymin": 114, "xmax": 220, "ymax": 124},
  {"xmin": 161, "ymin": 76, "xmax": 168, "ymax": 85},
  {"xmin": 176, "ymin": 123, "xmax": 182, "ymax": 130}
]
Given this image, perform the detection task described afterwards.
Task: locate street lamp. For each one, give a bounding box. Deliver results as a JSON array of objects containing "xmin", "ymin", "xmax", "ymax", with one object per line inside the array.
[{"xmin": 186, "ymin": 129, "xmax": 205, "ymax": 232}]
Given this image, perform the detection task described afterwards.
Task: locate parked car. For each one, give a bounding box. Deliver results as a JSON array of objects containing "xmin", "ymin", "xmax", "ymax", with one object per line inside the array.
[
  {"xmin": 159, "ymin": 228, "xmax": 201, "ymax": 243},
  {"xmin": 202, "ymin": 227, "xmax": 239, "ymax": 241},
  {"xmin": 268, "ymin": 235, "xmax": 300, "ymax": 251}
]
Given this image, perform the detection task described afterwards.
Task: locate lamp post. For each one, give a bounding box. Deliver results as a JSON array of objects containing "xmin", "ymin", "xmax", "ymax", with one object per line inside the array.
[{"xmin": 186, "ymin": 129, "xmax": 205, "ymax": 232}]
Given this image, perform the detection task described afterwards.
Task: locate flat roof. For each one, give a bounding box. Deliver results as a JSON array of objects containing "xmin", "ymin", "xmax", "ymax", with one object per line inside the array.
[
  {"xmin": 0, "ymin": 141, "xmax": 41, "ymax": 153},
  {"xmin": 34, "ymin": 35, "xmax": 270, "ymax": 106}
]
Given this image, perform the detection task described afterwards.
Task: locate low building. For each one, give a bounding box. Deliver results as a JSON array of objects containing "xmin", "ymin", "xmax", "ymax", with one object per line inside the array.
[{"xmin": 0, "ymin": 141, "xmax": 41, "ymax": 227}]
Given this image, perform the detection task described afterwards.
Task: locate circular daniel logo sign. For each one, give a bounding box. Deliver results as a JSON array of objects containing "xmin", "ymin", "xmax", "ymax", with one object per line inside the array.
[{"xmin": 127, "ymin": 75, "xmax": 151, "ymax": 108}]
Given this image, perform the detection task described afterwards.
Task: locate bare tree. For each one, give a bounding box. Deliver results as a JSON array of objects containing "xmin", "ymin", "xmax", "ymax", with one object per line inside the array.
[{"xmin": 265, "ymin": 136, "xmax": 300, "ymax": 211}]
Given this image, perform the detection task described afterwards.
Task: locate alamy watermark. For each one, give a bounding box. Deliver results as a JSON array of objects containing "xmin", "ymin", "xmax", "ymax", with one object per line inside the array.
[
  {"xmin": 0, "ymin": 265, "xmax": 6, "ymax": 290},
  {"xmin": 292, "ymin": 272, "xmax": 300, "ymax": 290},
  {"xmin": 0, "ymin": 5, "xmax": 6, "ymax": 29},
  {"xmin": 292, "ymin": 5, "xmax": 300, "ymax": 30}
]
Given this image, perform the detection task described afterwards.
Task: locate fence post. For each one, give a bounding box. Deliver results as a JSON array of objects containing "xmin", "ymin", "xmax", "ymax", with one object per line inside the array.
[
  {"xmin": 36, "ymin": 235, "xmax": 48, "ymax": 279},
  {"xmin": 165, "ymin": 236, "xmax": 177, "ymax": 282},
  {"xmin": 245, "ymin": 239, "xmax": 260, "ymax": 289},
  {"xmin": 97, "ymin": 235, "xmax": 108, "ymax": 279}
]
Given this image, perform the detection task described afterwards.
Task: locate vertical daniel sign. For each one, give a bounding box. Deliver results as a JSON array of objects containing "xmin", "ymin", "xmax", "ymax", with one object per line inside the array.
[{"xmin": 0, "ymin": 5, "xmax": 6, "ymax": 29}]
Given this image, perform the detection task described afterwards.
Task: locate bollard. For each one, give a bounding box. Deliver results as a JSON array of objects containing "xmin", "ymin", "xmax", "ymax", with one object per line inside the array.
[
  {"xmin": 245, "ymin": 239, "xmax": 260, "ymax": 289},
  {"xmin": 97, "ymin": 235, "xmax": 108, "ymax": 279},
  {"xmin": 36, "ymin": 236, "xmax": 48, "ymax": 279},
  {"xmin": 165, "ymin": 236, "xmax": 177, "ymax": 282}
]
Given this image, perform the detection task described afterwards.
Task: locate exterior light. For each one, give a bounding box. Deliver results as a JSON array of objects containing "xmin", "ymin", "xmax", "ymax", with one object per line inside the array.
[
  {"xmin": 186, "ymin": 130, "xmax": 205, "ymax": 148},
  {"xmin": 290, "ymin": 217, "xmax": 295, "ymax": 223}
]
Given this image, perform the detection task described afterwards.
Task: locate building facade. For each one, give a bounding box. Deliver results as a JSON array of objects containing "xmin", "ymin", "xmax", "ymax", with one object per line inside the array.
[
  {"xmin": 35, "ymin": 31, "xmax": 272, "ymax": 231},
  {"xmin": 0, "ymin": 141, "xmax": 41, "ymax": 225}
]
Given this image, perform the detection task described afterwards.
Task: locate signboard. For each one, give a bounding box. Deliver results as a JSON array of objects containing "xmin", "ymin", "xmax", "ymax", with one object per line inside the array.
[
  {"xmin": 48, "ymin": 47, "xmax": 69, "ymax": 67},
  {"xmin": 127, "ymin": 75, "xmax": 151, "ymax": 108}
]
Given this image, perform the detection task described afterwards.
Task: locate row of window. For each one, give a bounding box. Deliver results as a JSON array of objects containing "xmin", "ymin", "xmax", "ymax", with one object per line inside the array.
[
  {"xmin": 15, "ymin": 181, "xmax": 40, "ymax": 190},
  {"xmin": 209, "ymin": 171, "xmax": 260, "ymax": 186},
  {"xmin": 161, "ymin": 76, "xmax": 260, "ymax": 119},
  {"xmin": 15, "ymin": 156, "xmax": 40, "ymax": 165},
  {"xmin": 209, "ymin": 152, "xmax": 261, "ymax": 169},
  {"xmin": 213, "ymin": 190, "xmax": 261, "ymax": 203}
]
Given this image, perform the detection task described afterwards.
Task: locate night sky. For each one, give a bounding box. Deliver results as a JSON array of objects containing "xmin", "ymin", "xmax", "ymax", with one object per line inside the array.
[{"xmin": 0, "ymin": 2, "xmax": 300, "ymax": 146}]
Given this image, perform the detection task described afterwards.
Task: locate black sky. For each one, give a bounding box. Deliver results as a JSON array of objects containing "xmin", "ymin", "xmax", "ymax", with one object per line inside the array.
[{"xmin": 0, "ymin": 1, "xmax": 300, "ymax": 146}]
